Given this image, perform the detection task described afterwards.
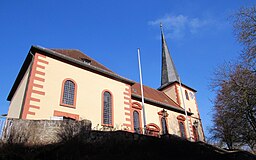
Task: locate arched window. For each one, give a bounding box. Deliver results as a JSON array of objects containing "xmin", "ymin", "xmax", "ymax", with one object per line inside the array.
[
  {"xmin": 133, "ymin": 110, "xmax": 140, "ymax": 133},
  {"xmin": 131, "ymin": 102, "xmax": 142, "ymax": 133},
  {"xmin": 179, "ymin": 122, "xmax": 186, "ymax": 138},
  {"xmin": 60, "ymin": 79, "xmax": 77, "ymax": 108},
  {"xmin": 161, "ymin": 117, "xmax": 168, "ymax": 134},
  {"xmin": 102, "ymin": 91, "xmax": 113, "ymax": 126},
  {"xmin": 185, "ymin": 90, "xmax": 189, "ymax": 100},
  {"xmin": 193, "ymin": 126, "xmax": 198, "ymax": 141},
  {"xmin": 158, "ymin": 109, "xmax": 169, "ymax": 135}
]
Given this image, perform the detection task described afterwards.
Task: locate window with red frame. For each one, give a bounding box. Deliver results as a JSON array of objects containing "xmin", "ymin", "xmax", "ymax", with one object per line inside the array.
[{"xmin": 179, "ymin": 121, "xmax": 186, "ymax": 138}]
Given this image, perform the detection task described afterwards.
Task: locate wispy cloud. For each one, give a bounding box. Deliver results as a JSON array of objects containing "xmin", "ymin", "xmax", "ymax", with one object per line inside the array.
[{"xmin": 148, "ymin": 14, "xmax": 220, "ymax": 39}]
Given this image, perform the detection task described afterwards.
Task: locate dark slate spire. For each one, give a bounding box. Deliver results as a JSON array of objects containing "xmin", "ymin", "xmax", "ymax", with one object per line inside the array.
[{"xmin": 160, "ymin": 23, "xmax": 179, "ymax": 87}]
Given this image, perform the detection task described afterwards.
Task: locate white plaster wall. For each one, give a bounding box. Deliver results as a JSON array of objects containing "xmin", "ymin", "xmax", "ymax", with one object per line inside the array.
[{"xmin": 27, "ymin": 56, "xmax": 128, "ymax": 130}]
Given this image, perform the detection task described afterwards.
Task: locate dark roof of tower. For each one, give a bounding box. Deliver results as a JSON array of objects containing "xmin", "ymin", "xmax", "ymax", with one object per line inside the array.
[{"xmin": 160, "ymin": 25, "xmax": 179, "ymax": 87}]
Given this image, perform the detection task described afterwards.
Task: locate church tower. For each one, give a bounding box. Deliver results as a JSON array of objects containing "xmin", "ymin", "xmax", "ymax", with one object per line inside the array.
[{"xmin": 158, "ymin": 24, "xmax": 205, "ymax": 141}]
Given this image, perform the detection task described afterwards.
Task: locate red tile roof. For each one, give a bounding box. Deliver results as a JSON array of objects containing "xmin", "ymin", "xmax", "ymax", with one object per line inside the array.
[
  {"xmin": 131, "ymin": 83, "xmax": 182, "ymax": 109},
  {"xmin": 50, "ymin": 49, "xmax": 114, "ymax": 73}
]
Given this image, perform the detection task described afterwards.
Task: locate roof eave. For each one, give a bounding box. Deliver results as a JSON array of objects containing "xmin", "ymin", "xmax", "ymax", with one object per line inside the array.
[
  {"xmin": 7, "ymin": 49, "xmax": 33, "ymax": 101},
  {"xmin": 158, "ymin": 81, "xmax": 197, "ymax": 92}
]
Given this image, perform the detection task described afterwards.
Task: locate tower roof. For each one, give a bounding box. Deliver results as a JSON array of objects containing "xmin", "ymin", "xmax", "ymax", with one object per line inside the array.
[{"xmin": 160, "ymin": 24, "xmax": 179, "ymax": 87}]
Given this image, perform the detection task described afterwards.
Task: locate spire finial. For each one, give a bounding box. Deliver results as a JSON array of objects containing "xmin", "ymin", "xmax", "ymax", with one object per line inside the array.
[{"xmin": 160, "ymin": 22, "xmax": 163, "ymax": 33}]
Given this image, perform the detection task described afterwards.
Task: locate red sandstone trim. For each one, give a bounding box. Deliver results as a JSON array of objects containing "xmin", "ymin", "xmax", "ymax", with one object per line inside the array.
[
  {"xmin": 34, "ymin": 76, "xmax": 45, "ymax": 82},
  {"xmin": 27, "ymin": 111, "xmax": 35, "ymax": 115},
  {"xmin": 36, "ymin": 64, "xmax": 45, "ymax": 69},
  {"xmin": 125, "ymin": 112, "xmax": 130, "ymax": 116},
  {"xmin": 124, "ymin": 96, "xmax": 130, "ymax": 100},
  {"xmin": 123, "ymin": 92, "xmax": 130, "ymax": 96},
  {"xmin": 32, "ymin": 83, "xmax": 43, "ymax": 89},
  {"xmin": 31, "ymin": 90, "xmax": 45, "ymax": 95},
  {"xmin": 124, "ymin": 107, "xmax": 130, "ymax": 111},
  {"xmin": 175, "ymin": 84, "xmax": 181, "ymax": 105},
  {"xmin": 60, "ymin": 78, "xmax": 77, "ymax": 108},
  {"xmin": 130, "ymin": 102, "xmax": 142, "ymax": 133},
  {"xmin": 146, "ymin": 123, "xmax": 160, "ymax": 137},
  {"xmin": 38, "ymin": 54, "xmax": 46, "ymax": 58},
  {"xmin": 125, "ymin": 118, "xmax": 131, "ymax": 121},
  {"xmin": 37, "ymin": 58, "xmax": 49, "ymax": 65},
  {"xmin": 53, "ymin": 110, "xmax": 79, "ymax": 120},
  {"xmin": 22, "ymin": 53, "xmax": 47, "ymax": 119},
  {"xmin": 29, "ymin": 105, "xmax": 40, "ymax": 109},
  {"xmin": 30, "ymin": 97, "xmax": 40, "ymax": 102},
  {"xmin": 177, "ymin": 115, "xmax": 186, "ymax": 121},
  {"xmin": 101, "ymin": 89, "xmax": 114, "ymax": 127},
  {"xmin": 123, "ymin": 85, "xmax": 132, "ymax": 132},
  {"xmin": 158, "ymin": 110, "xmax": 169, "ymax": 134},
  {"xmin": 124, "ymin": 101, "xmax": 130, "ymax": 105},
  {"xmin": 177, "ymin": 115, "xmax": 188, "ymax": 138},
  {"xmin": 35, "ymin": 70, "xmax": 45, "ymax": 76},
  {"xmin": 178, "ymin": 120, "xmax": 187, "ymax": 138},
  {"xmin": 131, "ymin": 102, "xmax": 142, "ymax": 110}
]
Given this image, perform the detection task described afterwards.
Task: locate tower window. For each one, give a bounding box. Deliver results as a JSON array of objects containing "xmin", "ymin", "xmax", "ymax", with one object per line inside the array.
[{"xmin": 185, "ymin": 90, "xmax": 189, "ymax": 100}]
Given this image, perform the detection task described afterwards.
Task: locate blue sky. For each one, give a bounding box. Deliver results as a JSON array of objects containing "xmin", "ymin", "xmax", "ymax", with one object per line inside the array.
[{"xmin": 0, "ymin": 0, "xmax": 255, "ymax": 138}]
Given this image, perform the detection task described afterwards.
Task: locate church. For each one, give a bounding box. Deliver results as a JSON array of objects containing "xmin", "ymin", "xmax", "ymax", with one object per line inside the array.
[{"xmin": 6, "ymin": 27, "xmax": 205, "ymax": 142}]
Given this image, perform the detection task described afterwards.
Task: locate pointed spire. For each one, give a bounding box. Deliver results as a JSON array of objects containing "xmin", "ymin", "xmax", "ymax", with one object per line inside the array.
[{"xmin": 160, "ymin": 23, "xmax": 179, "ymax": 87}]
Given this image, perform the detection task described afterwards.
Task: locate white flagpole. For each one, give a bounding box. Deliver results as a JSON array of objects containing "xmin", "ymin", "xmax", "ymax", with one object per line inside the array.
[
  {"xmin": 137, "ymin": 48, "xmax": 147, "ymax": 134},
  {"xmin": 178, "ymin": 76, "xmax": 192, "ymax": 141}
]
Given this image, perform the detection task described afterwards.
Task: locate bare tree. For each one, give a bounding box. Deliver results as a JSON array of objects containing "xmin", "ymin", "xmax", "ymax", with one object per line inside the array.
[
  {"xmin": 210, "ymin": 5, "xmax": 256, "ymax": 153},
  {"xmin": 211, "ymin": 64, "xmax": 256, "ymax": 152},
  {"xmin": 233, "ymin": 5, "xmax": 256, "ymax": 71}
]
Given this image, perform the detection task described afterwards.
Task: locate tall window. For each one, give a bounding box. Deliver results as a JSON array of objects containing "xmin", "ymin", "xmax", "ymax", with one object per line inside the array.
[
  {"xmin": 185, "ymin": 90, "xmax": 189, "ymax": 100},
  {"xmin": 132, "ymin": 102, "xmax": 142, "ymax": 133},
  {"xmin": 61, "ymin": 79, "xmax": 77, "ymax": 108},
  {"xmin": 133, "ymin": 110, "xmax": 140, "ymax": 133},
  {"xmin": 179, "ymin": 122, "xmax": 186, "ymax": 138},
  {"xmin": 193, "ymin": 126, "xmax": 198, "ymax": 141},
  {"xmin": 161, "ymin": 117, "xmax": 168, "ymax": 134},
  {"xmin": 103, "ymin": 91, "xmax": 112, "ymax": 126}
]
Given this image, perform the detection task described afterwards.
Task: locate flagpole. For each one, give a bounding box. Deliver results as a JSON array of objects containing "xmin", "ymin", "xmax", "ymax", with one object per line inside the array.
[
  {"xmin": 137, "ymin": 48, "xmax": 147, "ymax": 134},
  {"xmin": 178, "ymin": 76, "xmax": 192, "ymax": 141}
]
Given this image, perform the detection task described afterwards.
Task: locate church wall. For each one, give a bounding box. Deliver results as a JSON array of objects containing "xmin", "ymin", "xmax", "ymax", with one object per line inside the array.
[
  {"xmin": 24, "ymin": 53, "xmax": 130, "ymax": 130},
  {"xmin": 130, "ymin": 99, "xmax": 190, "ymax": 138},
  {"xmin": 161, "ymin": 85, "xmax": 180, "ymax": 104},
  {"xmin": 174, "ymin": 83, "xmax": 204, "ymax": 141},
  {"xmin": 7, "ymin": 64, "xmax": 31, "ymax": 118}
]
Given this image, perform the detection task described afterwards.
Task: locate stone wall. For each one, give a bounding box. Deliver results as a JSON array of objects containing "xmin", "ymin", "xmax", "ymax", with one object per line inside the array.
[{"xmin": 1, "ymin": 118, "xmax": 91, "ymax": 145}]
